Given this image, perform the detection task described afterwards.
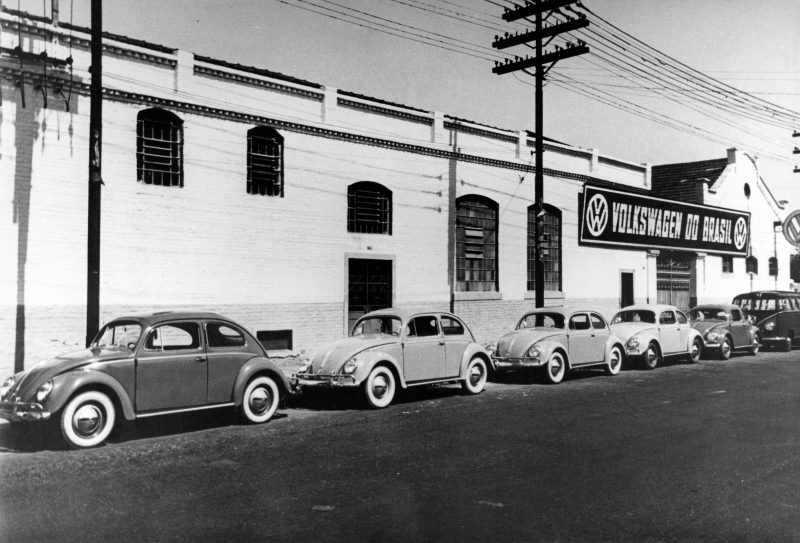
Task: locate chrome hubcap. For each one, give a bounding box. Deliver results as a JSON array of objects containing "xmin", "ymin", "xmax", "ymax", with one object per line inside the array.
[
  {"xmin": 646, "ymin": 349, "xmax": 657, "ymax": 365},
  {"xmin": 73, "ymin": 404, "xmax": 104, "ymax": 438},
  {"xmin": 249, "ymin": 387, "xmax": 272, "ymax": 415},
  {"xmin": 611, "ymin": 351, "xmax": 621, "ymax": 369},
  {"xmin": 692, "ymin": 342, "xmax": 700, "ymax": 358},
  {"xmin": 550, "ymin": 358, "xmax": 562, "ymax": 378},
  {"xmin": 722, "ymin": 342, "xmax": 731, "ymax": 356},
  {"xmin": 469, "ymin": 364, "xmax": 484, "ymax": 385},
  {"xmin": 372, "ymin": 375, "xmax": 389, "ymax": 399}
]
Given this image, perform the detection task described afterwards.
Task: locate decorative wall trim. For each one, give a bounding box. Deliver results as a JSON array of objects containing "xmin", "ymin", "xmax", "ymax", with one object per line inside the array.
[
  {"xmin": 193, "ymin": 64, "xmax": 324, "ymax": 100},
  {"xmin": 599, "ymin": 155, "xmax": 647, "ymax": 173},
  {"xmin": 337, "ymin": 97, "xmax": 433, "ymax": 125}
]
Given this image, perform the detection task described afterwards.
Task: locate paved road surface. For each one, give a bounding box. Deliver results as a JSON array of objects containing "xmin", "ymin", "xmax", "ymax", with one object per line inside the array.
[{"xmin": 2, "ymin": 350, "xmax": 799, "ymax": 542}]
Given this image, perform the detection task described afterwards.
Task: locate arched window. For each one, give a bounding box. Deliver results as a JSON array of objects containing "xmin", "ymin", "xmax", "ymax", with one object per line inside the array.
[
  {"xmin": 347, "ymin": 182, "xmax": 392, "ymax": 234},
  {"xmin": 527, "ymin": 204, "xmax": 562, "ymax": 291},
  {"xmin": 247, "ymin": 126, "xmax": 284, "ymax": 197},
  {"xmin": 746, "ymin": 255, "xmax": 759, "ymax": 275},
  {"xmin": 136, "ymin": 108, "xmax": 183, "ymax": 187},
  {"xmin": 456, "ymin": 195, "xmax": 498, "ymax": 292}
]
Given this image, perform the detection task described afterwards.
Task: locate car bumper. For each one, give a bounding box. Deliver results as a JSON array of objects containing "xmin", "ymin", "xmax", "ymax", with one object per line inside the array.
[
  {"xmin": 761, "ymin": 337, "xmax": 789, "ymax": 347},
  {"xmin": 492, "ymin": 357, "xmax": 543, "ymax": 369},
  {"xmin": 292, "ymin": 373, "xmax": 359, "ymax": 390},
  {"xmin": 0, "ymin": 400, "xmax": 51, "ymax": 422}
]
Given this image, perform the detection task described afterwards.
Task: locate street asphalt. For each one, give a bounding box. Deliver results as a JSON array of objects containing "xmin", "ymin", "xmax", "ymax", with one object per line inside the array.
[{"xmin": 1, "ymin": 348, "xmax": 799, "ymax": 542}]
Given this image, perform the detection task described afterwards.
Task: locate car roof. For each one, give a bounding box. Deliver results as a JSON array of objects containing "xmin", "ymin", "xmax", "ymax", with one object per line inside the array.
[
  {"xmin": 616, "ymin": 304, "xmax": 682, "ymax": 313},
  {"xmin": 690, "ymin": 304, "xmax": 739, "ymax": 311},
  {"xmin": 521, "ymin": 307, "xmax": 601, "ymax": 317},
  {"xmin": 361, "ymin": 308, "xmax": 462, "ymax": 322},
  {"xmin": 107, "ymin": 311, "xmax": 234, "ymax": 328}
]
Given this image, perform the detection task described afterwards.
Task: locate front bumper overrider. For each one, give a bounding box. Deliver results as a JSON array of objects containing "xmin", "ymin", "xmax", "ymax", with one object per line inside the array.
[
  {"xmin": 0, "ymin": 399, "xmax": 51, "ymax": 421},
  {"xmin": 492, "ymin": 356, "xmax": 543, "ymax": 369},
  {"xmin": 293, "ymin": 372, "xmax": 359, "ymax": 390}
]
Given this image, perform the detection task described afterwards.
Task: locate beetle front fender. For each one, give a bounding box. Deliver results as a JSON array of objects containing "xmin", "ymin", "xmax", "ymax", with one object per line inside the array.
[
  {"xmin": 354, "ymin": 350, "xmax": 405, "ymax": 388},
  {"xmin": 46, "ymin": 370, "xmax": 136, "ymax": 420},
  {"xmin": 233, "ymin": 357, "xmax": 294, "ymax": 406}
]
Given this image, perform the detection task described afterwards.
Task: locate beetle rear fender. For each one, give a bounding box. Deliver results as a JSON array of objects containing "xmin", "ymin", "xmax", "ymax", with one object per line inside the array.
[
  {"xmin": 459, "ymin": 343, "xmax": 494, "ymax": 376},
  {"xmin": 686, "ymin": 329, "xmax": 704, "ymax": 351},
  {"xmin": 233, "ymin": 357, "xmax": 293, "ymax": 406},
  {"xmin": 47, "ymin": 370, "xmax": 135, "ymax": 420}
]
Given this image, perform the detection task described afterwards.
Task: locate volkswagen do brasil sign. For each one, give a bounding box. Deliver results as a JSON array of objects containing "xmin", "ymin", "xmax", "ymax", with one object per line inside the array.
[{"xmin": 580, "ymin": 185, "xmax": 750, "ymax": 255}]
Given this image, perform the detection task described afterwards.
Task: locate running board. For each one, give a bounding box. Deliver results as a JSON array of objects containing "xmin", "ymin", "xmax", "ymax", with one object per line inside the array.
[
  {"xmin": 136, "ymin": 402, "xmax": 235, "ymax": 419},
  {"xmin": 405, "ymin": 376, "xmax": 461, "ymax": 387}
]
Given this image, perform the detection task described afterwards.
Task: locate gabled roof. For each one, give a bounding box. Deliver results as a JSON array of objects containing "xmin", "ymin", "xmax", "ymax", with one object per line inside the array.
[{"xmin": 650, "ymin": 158, "xmax": 729, "ymax": 205}]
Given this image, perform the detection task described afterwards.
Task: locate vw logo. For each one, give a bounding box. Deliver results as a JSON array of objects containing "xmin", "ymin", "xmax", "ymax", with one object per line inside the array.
[
  {"xmin": 733, "ymin": 217, "xmax": 748, "ymax": 250},
  {"xmin": 585, "ymin": 194, "xmax": 609, "ymax": 237}
]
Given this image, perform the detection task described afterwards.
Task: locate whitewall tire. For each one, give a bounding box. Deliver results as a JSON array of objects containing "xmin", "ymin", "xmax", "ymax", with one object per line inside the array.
[
  {"xmin": 461, "ymin": 357, "xmax": 488, "ymax": 394},
  {"xmin": 241, "ymin": 376, "xmax": 280, "ymax": 424},
  {"xmin": 60, "ymin": 390, "xmax": 116, "ymax": 449},
  {"xmin": 364, "ymin": 366, "xmax": 396, "ymax": 409}
]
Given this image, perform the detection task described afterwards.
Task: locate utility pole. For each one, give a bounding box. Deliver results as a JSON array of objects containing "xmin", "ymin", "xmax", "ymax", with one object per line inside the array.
[
  {"xmin": 793, "ymin": 130, "xmax": 799, "ymax": 174},
  {"xmin": 492, "ymin": 0, "xmax": 589, "ymax": 307},
  {"xmin": 86, "ymin": 0, "xmax": 102, "ymax": 345}
]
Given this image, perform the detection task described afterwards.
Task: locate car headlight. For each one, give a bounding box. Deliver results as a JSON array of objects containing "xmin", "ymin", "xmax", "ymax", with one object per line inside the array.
[
  {"xmin": 626, "ymin": 336, "xmax": 640, "ymax": 349},
  {"xmin": 705, "ymin": 331, "xmax": 720, "ymax": 341},
  {"xmin": 526, "ymin": 344, "xmax": 541, "ymax": 358},
  {"xmin": 0, "ymin": 376, "xmax": 15, "ymax": 400},
  {"xmin": 764, "ymin": 321, "xmax": 775, "ymax": 331},
  {"xmin": 343, "ymin": 357, "xmax": 361, "ymax": 374},
  {"xmin": 36, "ymin": 380, "xmax": 54, "ymax": 403}
]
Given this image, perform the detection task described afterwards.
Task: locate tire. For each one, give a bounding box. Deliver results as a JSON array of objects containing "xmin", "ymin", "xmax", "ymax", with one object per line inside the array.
[
  {"xmin": 363, "ymin": 366, "xmax": 396, "ymax": 409},
  {"xmin": 748, "ymin": 335, "xmax": 760, "ymax": 356},
  {"xmin": 604, "ymin": 345, "xmax": 623, "ymax": 376},
  {"xmin": 641, "ymin": 342, "xmax": 660, "ymax": 370},
  {"xmin": 60, "ymin": 390, "xmax": 116, "ymax": 449},
  {"xmin": 688, "ymin": 338, "xmax": 703, "ymax": 363},
  {"xmin": 241, "ymin": 376, "xmax": 280, "ymax": 424},
  {"xmin": 543, "ymin": 352, "xmax": 566, "ymax": 384},
  {"xmin": 718, "ymin": 337, "xmax": 732, "ymax": 360},
  {"xmin": 461, "ymin": 357, "xmax": 488, "ymax": 394}
]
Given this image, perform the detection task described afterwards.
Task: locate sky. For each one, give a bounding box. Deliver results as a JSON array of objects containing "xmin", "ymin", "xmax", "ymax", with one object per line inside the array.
[{"xmin": 22, "ymin": 0, "xmax": 800, "ymax": 207}]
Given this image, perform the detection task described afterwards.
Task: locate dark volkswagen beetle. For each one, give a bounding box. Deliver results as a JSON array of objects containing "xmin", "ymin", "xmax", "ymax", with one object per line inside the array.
[
  {"xmin": 0, "ymin": 312, "xmax": 291, "ymax": 448},
  {"xmin": 687, "ymin": 304, "xmax": 760, "ymax": 359}
]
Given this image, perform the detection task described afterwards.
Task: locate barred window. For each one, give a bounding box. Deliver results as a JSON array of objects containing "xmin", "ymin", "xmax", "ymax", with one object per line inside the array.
[
  {"xmin": 348, "ymin": 182, "xmax": 392, "ymax": 234},
  {"xmin": 247, "ymin": 126, "xmax": 284, "ymax": 197},
  {"xmin": 527, "ymin": 204, "xmax": 562, "ymax": 291},
  {"xmin": 137, "ymin": 108, "xmax": 183, "ymax": 187},
  {"xmin": 746, "ymin": 256, "xmax": 759, "ymax": 275},
  {"xmin": 456, "ymin": 195, "xmax": 498, "ymax": 292}
]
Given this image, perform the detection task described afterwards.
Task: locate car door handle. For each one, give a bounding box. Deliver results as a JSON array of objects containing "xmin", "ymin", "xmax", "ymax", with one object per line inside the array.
[
  {"xmin": 195, "ymin": 356, "xmax": 206, "ymax": 362},
  {"xmin": 439, "ymin": 340, "xmax": 445, "ymax": 345}
]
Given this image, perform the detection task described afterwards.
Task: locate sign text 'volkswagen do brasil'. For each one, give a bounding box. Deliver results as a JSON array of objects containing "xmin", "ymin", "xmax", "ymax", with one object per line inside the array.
[{"xmin": 580, "ymin": 186, "xmax": 750, "ymax": 255}]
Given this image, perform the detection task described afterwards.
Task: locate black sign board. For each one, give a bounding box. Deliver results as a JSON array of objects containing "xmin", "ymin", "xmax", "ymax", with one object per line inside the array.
[{"xmin": 579, "ymin": 186, "xmax": 750, "ymax": 255}]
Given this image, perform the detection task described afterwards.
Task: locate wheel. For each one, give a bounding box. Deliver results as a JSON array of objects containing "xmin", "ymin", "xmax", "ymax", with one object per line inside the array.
[
  {"xmin": 604, "ymin": 345, "xmax": 623, "ymax": 376},
  {"xmin": 748, "ymin": 335, "xmax": 760, "ymax": 356},
  {"xmin": 363, "ymin": 366, "xmax": 395, "ymax": 409},
  {"xmin": 688, "ymin": 338, "xmax": 703, "ymax": 363},
  {"xmin": 241, "ymin": 376, "xmax": 280, "ymax": 424},
  {"xmin": 718, "ymin": 337, "xmax": 732, "ymax": 360},
  {"xmin": 543, "ymin": 352, "xmax": 566, "ymax": 384},
  {"xmin": 641, "ymin": 342, "xmax": 660, "ymax": 370},
  {"xmin": 461, "ymin": 357, "xmax": 488, "ymax": 394},
  {"xmin": 60, "ymin": 390, "xmax": 116, "ymax": 449}
]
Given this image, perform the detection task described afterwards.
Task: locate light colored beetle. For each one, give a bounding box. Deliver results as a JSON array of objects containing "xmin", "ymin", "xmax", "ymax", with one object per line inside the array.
[
  {"xmin": 293, "ymin": 309, "xmax": 493, "ymax": 408},
  {"xmin": 610, "ymin": 304, "xmax": 704, "ymax": 370},
  {"xmin": 489, "ymin": 308, "xmax": 625, "ymax": 384}
]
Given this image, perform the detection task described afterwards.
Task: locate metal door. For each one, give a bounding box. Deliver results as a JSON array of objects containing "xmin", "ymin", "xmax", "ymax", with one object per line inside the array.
[{"xmin": 348, "ymin": 259, "xmax": 392, "ymax": 333}]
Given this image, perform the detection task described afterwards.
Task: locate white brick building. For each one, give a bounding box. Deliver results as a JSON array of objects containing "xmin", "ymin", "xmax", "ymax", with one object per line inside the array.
[{"xmin": 0, "ymin": 8, "xmax": 794, "ymax": 376}]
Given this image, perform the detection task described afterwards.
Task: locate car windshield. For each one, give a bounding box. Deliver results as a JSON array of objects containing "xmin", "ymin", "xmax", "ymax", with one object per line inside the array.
[
  {"xmin": 93, "ymin": 321, "xmax": 143, "ymax": 350},
  {"xmin": 517, "ymin": 313, "xmax": 565, "ymax": 329},
  {"xmin": 611, "ymin": 310, "xmax": 656, "ymax": 324},
  {"xmin": 688, "ymin": 308, "xmax": 728, "ymax": 321},
  {"xmin": 352, "ymin": 316, "xmax": 402, "ymax": 337}
]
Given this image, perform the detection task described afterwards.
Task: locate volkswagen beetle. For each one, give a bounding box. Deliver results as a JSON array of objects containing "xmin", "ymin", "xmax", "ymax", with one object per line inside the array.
[
  {"xmin": 610, "ymin": 304, "xmax": 704, "ymax": 370},
  {"xmin": 488, "ymin": 308, "xmax": 625, "ymax": 384},
  {"xmin": 293, "ymin": 309, "xmax": 492, "ymax": 408},
  {"xmin": 687, "ymin": 304, "xmax": 760, "ymax": 359},
  {"xmin": 0, "ymin": 312, "xmax": 291, "ymax": 449}
]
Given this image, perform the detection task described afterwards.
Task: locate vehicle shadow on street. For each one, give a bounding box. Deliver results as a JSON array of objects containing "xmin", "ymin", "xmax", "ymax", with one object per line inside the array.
[
  {"xmin": 289, "ymin": 384, "xmax": 469, "ymax": 412},
  {"xmin": 0, "ymin": 409, "xmax": 290, "ymax": 452},
  {"xmin": 489, "ymin": 367, "xmax": 608, "ymax": 385}
]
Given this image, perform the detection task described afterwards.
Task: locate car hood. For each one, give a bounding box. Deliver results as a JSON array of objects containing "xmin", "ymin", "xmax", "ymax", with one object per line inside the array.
[
  {"xmin": 495, "ymin": 329, "xmax": 561, "ymax": 358},
  {"xmin": 310, "ymin": 335, "xmax": 397, "ymax": 374},
  {"xmin": 691, "ymin": 321, "xmax": 726, "ymax": 335},
  {"xmin": 609, "ymin": 322, "xmax": 656, "ymax": 341},
  {"xmin": 10, "ymin": 347, "xmax": 133, "ymax": 401}
]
